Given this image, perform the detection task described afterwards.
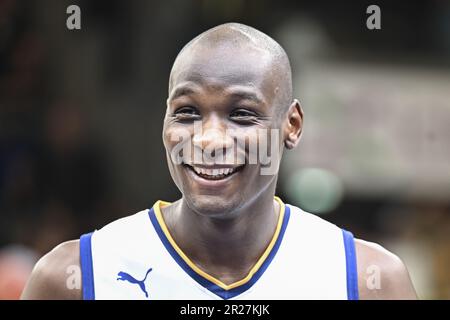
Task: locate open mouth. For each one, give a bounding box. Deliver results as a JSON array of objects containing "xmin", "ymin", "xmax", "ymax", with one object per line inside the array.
[{"xmin": 183, "ymin": 163, "xmax": 244, "ymax": 180}]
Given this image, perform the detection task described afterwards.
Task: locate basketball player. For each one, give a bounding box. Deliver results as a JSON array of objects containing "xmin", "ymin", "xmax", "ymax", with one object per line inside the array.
[{"xmin": 21, "ymin": 23, "xmax": 417, "ymax": 300}]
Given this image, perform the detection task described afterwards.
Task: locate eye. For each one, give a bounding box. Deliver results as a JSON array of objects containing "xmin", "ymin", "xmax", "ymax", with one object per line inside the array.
[
  {"xmin": 173, "ymin": 106, "xmax": 201, "ymax": 120},
  {"xmin": 229, "ymin": 109, "xmax": 258, "ymax": 122}
]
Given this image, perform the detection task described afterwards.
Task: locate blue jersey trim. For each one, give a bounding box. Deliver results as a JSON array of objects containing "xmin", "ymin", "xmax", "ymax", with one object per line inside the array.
[
  {"xmin": 80, "ymin": 232, "xmax": 95, "ymax": 300},
  {"xmin": 148, "ymin": 205, "xmax": 291, "ymax": 300},
  {"xmin": 342, "ymin": 229, "xmax": 359, "ymax": 300}
]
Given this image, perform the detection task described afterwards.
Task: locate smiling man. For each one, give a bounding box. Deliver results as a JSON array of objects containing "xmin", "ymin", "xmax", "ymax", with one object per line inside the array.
[{"xmin": 21, "ymin": 23, "xmax": 417, "ymax": 300}]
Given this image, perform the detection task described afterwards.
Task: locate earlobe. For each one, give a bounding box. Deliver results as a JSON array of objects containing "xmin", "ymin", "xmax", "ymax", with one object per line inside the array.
[{"xmin": 284, "ymin": 140, "xmax": 294, "ymax": 150}]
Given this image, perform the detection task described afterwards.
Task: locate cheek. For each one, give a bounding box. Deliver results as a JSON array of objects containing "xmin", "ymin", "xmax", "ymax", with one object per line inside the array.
[
  {"xmin": 162, "ymin": 126, "xmax": 175, "ymax": 150},
  {"xmin": 232, "ymin": 127, "xmax": 259, "ymax": 147},
  {"xmin": 163, "ymin": 125, "xmax": 192, "ymax": 151},
  {"xmin": 236, "ymin": 127, "xmax": 278, "ymax": 158}
]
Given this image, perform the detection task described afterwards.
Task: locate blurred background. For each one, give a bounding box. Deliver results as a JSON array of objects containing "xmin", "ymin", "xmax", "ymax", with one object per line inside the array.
[{"xmin": 1, "ymin": 0, "xmax": 449, "ymax": 299}]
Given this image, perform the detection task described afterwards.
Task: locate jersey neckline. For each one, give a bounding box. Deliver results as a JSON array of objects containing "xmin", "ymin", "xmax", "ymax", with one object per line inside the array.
[{"xmin": 147, "ymin": 196, "xmax": 291, "ymax": 299}]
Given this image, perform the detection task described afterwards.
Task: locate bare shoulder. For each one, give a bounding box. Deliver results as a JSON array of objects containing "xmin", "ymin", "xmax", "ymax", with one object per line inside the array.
[
  {"xmin": 355, "ymin": 238, "xmax": 417, "ymax": 300},
  {"xmin": 21, "ymin": 240, "xmax": 82, "ymax": 300}
]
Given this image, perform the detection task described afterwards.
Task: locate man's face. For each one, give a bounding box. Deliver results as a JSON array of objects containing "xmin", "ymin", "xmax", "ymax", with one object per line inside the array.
[{"xmin": 163, "ymin": 43, "xmax": 285, "ymax": 217}]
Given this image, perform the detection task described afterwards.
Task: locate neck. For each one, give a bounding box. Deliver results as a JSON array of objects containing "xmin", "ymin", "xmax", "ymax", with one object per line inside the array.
[{"xmin": 161, "ymin": 185, "xmax": 281, "ymax": 284}]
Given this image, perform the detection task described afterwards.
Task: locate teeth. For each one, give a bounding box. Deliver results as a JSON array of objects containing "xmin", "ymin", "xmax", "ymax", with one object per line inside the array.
[{"xmin": 190, "ymin": 165, "xmax": 238, "ymax": 178}]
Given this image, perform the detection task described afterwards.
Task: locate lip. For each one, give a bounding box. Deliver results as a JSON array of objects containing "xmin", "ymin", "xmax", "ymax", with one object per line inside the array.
[
  {"xmin": 184, "ymin": 164, "xmax": 241, "ymax": 169},
  {"xmin": 183, "ymin": 163, "xmax": 244, "ymax": 188}
]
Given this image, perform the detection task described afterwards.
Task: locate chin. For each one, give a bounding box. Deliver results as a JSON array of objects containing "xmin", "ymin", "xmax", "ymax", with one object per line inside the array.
[{"xmin": 185, "ymin": 193, "xmax": 245, "ymax": 219}]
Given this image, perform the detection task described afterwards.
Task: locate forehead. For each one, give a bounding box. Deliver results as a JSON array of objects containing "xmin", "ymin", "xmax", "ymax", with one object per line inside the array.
[{"xmin": 169, "ymin": 44, "xmax": 279, "ymax": 102}]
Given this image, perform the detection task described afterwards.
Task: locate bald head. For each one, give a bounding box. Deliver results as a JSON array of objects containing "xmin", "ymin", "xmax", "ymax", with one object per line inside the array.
[{"xmin": 169, "ymin": 23, "xmax": 293, "ymax": 115}]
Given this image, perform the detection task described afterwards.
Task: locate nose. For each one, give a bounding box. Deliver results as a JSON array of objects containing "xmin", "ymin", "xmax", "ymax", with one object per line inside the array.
[{"xmin": 192, "ymin": 114, "xmax": 234, "ymax": 156}]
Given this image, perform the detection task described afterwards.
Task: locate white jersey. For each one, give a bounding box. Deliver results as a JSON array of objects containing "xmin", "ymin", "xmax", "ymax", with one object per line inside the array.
[{"xmin": 80, "ymin": 197, "xmax": 358, "ymax": 300}]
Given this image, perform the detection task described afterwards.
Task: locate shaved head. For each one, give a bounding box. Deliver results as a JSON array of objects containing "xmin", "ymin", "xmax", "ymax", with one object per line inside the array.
[{"xmin": 169, "ymin": 23, "xmax": 293, "ymax": 116}]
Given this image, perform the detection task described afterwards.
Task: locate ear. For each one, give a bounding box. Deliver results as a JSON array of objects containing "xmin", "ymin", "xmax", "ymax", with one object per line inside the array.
[{"xmin": 283, "ymin": 99, "xmax": 304, "ymax": 150}]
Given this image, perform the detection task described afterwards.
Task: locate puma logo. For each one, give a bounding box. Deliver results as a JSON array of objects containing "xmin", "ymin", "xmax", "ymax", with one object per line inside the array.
[{"xmin": 116, "ymin": 267, "xmax": 153, "ymax": 298}]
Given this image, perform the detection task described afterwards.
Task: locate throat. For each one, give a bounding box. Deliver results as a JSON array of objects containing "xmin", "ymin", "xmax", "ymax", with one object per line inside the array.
[
  {"xmin": 160, "ymin": 197, "xmax": 281, "ymax": 285},
  {"xmin": 195, "ymin": 261, "xmax": 256, "ymax": 286}
]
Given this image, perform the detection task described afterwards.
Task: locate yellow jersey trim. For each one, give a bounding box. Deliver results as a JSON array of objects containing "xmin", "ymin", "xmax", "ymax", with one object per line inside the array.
[{"xmin": 152, "ymin": 196, "xmax": 286, "ymax": 291}]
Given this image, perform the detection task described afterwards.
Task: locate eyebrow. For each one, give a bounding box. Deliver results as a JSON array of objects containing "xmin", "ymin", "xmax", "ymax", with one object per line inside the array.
[
  {"xmin": 169, "ymin": 85, "xmax": 264, "ymax": 105},
  {"xmin": 169, "ymin": 86, "xmax": 197, "ymax": 101},
  {"xmin": 228, "ymin": 91, "xmax": 264, "ymax": 104}
]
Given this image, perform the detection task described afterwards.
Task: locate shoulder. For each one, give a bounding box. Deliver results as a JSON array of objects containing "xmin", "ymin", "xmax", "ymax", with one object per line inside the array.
[
  {"xmin": 21, "ymin": 240, "xmax": 81, "ymax": 300},
  {"xmin": 287, "ymin": 204, "xmax": 341, "ymax": 233},
  {"xmin": 355, "ymin": 238, "xmax": 417, "ymax": 300}
]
